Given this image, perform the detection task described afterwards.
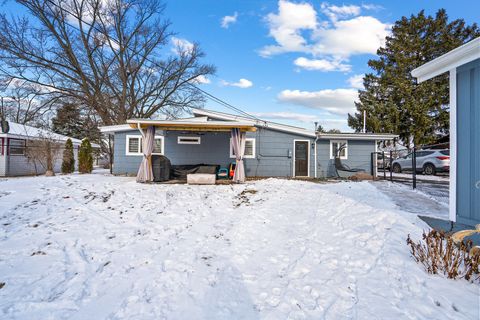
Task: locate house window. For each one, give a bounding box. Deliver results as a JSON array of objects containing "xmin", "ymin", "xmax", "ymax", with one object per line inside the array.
[
  {"xmin": 0, "ymin": 137, "xmax": 3, "ymax": 155},
  {"xmin": 178, "ymin": 136, "xmax": 201, "ymax": 145},
  {"xmin": 126, "ymin": 135, "xmax": 164, "ymax": 156},
  {"xmin": 8, "ymin": 138, "xmax": 26, "ymax": 156},
  {"xmin": 330, "ymin": 140, "xmax": 348, "ymax": 159},
  {"xmin": 230, "ymin": 138, "xmax": 256, "ymax": 159}
]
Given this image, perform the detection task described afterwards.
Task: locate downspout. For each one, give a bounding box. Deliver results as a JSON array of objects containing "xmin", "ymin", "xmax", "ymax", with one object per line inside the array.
[
  {"xmin": 137, "ymin": 122, "xmax": 145, "ymax": 138},
  {"xmin": 314, "ymin": 135, "xmax": 319, "ymax": 178}
]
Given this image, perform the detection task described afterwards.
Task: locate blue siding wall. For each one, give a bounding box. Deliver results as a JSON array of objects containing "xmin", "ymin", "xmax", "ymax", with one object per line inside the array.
[
  {"xmin": 245, "ymin": 128, "xmax": 315, "ymax": 177},
  {"xmin": 113, "ymin": 128, "xmax": 316, "ymax": 177},
  {"xmin": 456, "ymin": 58, "xmax": 480, "ymax": 225},
  {"xmin": 316, "ymin": 139, "xmax": 375, "ymax": 177}
]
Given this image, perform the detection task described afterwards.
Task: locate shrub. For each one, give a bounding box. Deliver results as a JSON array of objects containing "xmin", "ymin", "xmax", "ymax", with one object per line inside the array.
[
  {"xmin": 78, "ymin": 138, "xmax": 93, "ymax": 173},
  {"xmin": 407, "ymin": 230, "xmax": 480, "ymax": 281},
  {"xmin": 61, "ymin": 138, "xmax": 75, "ymax": 174}
]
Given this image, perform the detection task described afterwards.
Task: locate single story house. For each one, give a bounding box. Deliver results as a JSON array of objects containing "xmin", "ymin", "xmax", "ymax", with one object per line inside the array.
[
  {"xmin": 412, "ymin": 37, "xmax": 480, "ymax": 226},
  {"xmin": 100, "ymin": 109, "xmax": 397, "ymax": 179},
  {"xmin": 0, "ymin": 121, "xmax": 99, "ymax": 176}
]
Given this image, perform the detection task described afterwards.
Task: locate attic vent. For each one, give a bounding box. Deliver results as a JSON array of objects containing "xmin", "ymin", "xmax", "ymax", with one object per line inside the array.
[{"xmin": 178, "ymin": 136, "xmax": 201, "ymax": 145}]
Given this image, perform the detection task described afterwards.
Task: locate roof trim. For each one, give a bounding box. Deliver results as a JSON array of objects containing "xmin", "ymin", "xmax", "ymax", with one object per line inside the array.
[
  {"xmin": 99, "ymin": 124, "xmax": 133, "ymax": 133},
  {"xmin": 125, "ymin": 119, "xmax": 257, "ymax": 132},
  {"xmin": 317, "ymin": 133, "xmax": 398, "ymax": 140},
  {"xmin": 411, "ymin": 37, "xmax": 480, "ymax": 83},
  {"xmin": 192, "ymin": 108, "xmax": 317, "ymax": 138}
]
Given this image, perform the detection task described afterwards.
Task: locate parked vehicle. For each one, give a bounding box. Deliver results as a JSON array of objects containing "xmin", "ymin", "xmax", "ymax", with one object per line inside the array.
[
  {"xmin": 391, "ymin": 149, "xmax": 449, "ymax": 175},
  {"xmin": 377, "ymin": 153, "xmax": 392, "ymax": 170}
]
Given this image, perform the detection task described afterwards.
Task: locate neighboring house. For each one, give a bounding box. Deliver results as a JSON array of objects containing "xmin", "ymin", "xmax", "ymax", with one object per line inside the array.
[
  {"xmin": 0, "ymin": 121, "xmax": 98, "ymax": 177},
  {"xmin": 412, "ymin": 37, "xmax": 480, "ymax": 226},
  {"xmin": 100, "ymin": 109, "xmax": 397, "ymax": 179}
]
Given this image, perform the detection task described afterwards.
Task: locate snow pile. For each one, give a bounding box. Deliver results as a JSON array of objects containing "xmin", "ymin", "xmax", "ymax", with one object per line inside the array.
[{"xmin": 0, "ymin": 172, "xmax": 477, "ymax": 319}]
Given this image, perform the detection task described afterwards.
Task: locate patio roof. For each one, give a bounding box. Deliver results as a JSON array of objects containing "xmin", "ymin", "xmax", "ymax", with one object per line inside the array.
[{"xmin": 126, "ymin": 118, "xmax": 257, "ymax": 132}]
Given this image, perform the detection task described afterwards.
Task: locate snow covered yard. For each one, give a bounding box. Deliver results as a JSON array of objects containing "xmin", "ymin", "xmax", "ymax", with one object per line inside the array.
[{"xmin": 0, "ymin": 172, "xmax": 478, "ymax": 320}]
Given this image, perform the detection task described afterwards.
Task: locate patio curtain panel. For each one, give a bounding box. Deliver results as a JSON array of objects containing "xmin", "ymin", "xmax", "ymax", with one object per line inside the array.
[
  {"xmin": 231, "ymin": 128, "xmax": 246, "ymax": 183},
  {"xmin": 136, "ymin": 125, "xmax": 155, "ymax": 183}
]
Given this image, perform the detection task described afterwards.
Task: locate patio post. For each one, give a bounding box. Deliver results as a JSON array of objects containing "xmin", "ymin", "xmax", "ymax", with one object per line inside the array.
[
  {"xmin": 231, "ymin": 128, "xmax": 246, "ymax": 183},
  {"xmin": 136, "ymin": 125, "xmax": 155, "ymax": 183}
]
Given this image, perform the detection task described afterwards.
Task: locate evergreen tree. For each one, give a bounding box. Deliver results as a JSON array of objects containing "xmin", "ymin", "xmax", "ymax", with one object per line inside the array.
[
  {"xmin": 61, "ymin": 139, "xmax": 75, "ymax": 174},
  {"xmin": 78, "ymin": 138, "xmax": 93, "ymax": 174},
  {"xmin": 51, "ymin": 103, "xmax": 102, "ymax": 143},
  {"xmin": 348, "ymin": 9, "xmax": 479, "ymax": 146},
  {"xmin": 52, "ymin": 104, "xmax": 84, "ymax": 139}
]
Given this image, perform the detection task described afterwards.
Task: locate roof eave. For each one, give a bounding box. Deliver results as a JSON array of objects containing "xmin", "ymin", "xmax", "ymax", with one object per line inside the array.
[
  {"xmin": 411, "ymin": 37, "xmax": 480, "ymax": 83},
  {"xmin": 317, "ymin": 133, "xmax": 398, "ymax": 140}
]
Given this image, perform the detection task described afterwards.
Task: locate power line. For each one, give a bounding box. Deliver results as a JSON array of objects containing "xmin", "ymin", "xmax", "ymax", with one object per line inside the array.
[{"xmin": 41, "ymin": 0, "xmax": 261, "ymax": 121}]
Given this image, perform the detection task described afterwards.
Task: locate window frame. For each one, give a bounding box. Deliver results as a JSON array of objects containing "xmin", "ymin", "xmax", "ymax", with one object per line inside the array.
[
  {"xmin": 177, "ymin": 136, "xmax": 201, "ymax": 145},
  {"xmin": 0, "ymin": 137, "xmax": 4, "ymax": 156},
  {"xmin": 329, "ymin": 140, "xmax": 348, "ymax": 160},
  {"xmin": 230, "ymin": 138, "xmax": 256, "ymax": 159},
  {"xmin": 8, "ymin": 138, "xmax": 26, "ymax": 156},
  {"xmin": 125, "ymin": 135, "xmax": 164, "ymax": 156}
]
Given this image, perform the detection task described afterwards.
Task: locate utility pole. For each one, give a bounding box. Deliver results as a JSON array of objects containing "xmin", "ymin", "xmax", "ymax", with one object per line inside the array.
[{"xmin": 363, "ymin": 110, "xmax": 366, "ymax": 133}]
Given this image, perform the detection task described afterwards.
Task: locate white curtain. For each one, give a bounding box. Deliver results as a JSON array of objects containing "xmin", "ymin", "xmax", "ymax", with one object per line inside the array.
[
  {"xmin": 231, "ymin": 128, "xmax": 246, "ymax": 183},
  {"xmin": 136, "ymin": 126, "xmax": 155, "ymax": 183}
]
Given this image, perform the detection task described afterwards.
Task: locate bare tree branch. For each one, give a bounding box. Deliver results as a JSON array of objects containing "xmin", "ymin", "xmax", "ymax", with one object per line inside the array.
[{"xmin": 0, "ymin": 0, "xmax": 215, "ymax": 125}]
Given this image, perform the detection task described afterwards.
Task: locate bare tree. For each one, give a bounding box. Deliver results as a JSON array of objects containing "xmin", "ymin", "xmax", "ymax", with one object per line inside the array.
[
  {"xmin": 0, "ymin": 80, "xmax": 58, "ymax": 126},
  {"xmin": 25, "ymin": 133, "xmax": 63, "ymax": 176},
  {"xmin": 0, "ymin": 0, "xmax": 215, "ymax": 125}
]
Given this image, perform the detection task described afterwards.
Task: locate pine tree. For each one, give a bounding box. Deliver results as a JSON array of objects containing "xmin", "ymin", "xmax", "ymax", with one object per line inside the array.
[
  {"xmin": 61, "ymin": 139, "xmax": 75, "ymax": 174},
  {"xmin": 348, "ymin": 9, "xmax": 479, "ymax": 146},
  {"xmin": 78, "ymin": 138, "xmax": 93, "ymax": 174},
  {"xmin": 52, "ymin": 104, "xmax": 84, "ymax": 139},
  {"xmin": 51, "ymin": 103, "xmax": 102, "ymax": 143}
]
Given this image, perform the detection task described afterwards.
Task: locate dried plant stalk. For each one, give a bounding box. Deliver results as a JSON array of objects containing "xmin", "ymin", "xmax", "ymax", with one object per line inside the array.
[{"xmin": 407, "ymin": 230, "xmax": 480, "ymax": 281}]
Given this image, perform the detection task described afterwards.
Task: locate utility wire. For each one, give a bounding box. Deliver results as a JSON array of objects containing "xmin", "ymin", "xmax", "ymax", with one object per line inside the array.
[{"xmin": 42, "ymin": 0, "xmax": 261, "ymax": 121}]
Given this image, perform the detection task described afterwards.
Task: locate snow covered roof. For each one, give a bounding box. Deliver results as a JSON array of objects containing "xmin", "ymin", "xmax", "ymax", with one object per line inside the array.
[
  {"xmin": 411, "ymin": 37, "xmax": 480, "ymax": 83},
  {"xmin": 191, "ymin": 108, "xmax": 317, "ymax": 137},
  {"xmin": 193, "ymin": 109, "xmax": 398, "ymax": 140},
  {"xmin": 99, "ymin": 108, "xmax": 398, "ymax": 140},
  {"xmin": 1, "ymin": 121, "xmax": 99, "ymax": 147}
]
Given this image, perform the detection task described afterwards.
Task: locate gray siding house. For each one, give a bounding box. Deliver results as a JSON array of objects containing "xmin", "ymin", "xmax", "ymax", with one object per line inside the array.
[
  {"xmin": 412, "ymin": 37, "xmax": 480, "ymax": 226},
  {"xmin": 101, "ymin": 109, "xmax": 397, "ymax": 179},
  {"xmin": 0, "ymin": 121, "xmax": 88, "ymax": 177}
]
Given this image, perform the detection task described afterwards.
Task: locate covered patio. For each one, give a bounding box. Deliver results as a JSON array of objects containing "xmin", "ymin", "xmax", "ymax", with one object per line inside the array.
[{"xmin": 126, "ymin": 117, "xmax": 257, "ymax": 184}]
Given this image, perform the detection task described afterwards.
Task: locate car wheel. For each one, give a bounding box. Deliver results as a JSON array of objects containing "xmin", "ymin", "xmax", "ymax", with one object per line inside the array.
[
  {"xmin": 392, "ymin": 163, "xmax": 401, "ymax": 173},
  {"xmin": 424, "ymin": 163, "xmax": 436, "ymax": 175}
]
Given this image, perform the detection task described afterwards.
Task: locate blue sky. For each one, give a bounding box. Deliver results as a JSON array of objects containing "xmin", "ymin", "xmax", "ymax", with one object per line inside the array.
[
  {"xmin": 164, "ymin": 0, "xmax": 479, "ymax": 131},
  {"xmin": 2, "ymin": 0, "xmax": 479, "ymax": 131}
]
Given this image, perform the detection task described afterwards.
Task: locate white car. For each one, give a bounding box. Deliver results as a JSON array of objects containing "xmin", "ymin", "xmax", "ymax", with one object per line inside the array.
[{"xmin": 391, "ymin": 149, "xmax": 450, "ymax": 175}]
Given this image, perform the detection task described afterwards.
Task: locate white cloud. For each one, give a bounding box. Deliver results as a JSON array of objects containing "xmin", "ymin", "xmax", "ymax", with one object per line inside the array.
[
  {"xmin": 294, "ymin": 57, "xmax": 351, "ymax": 72},
  {"xmin": 312, "ymin": 16, "xmax": 390, "ymax": 57},
  {"xmin": 171, "ymin": 37, "xmax": 194, "ymax": 55},
  {"xmin": 278, "ymin": 88, "xmax": 358, "ymax": 115},
  {"xmin": 347, "ymin": 74, "xmax": 364, "ymax": 89},
  {"xmin": 361, "ymin": 4, "xmax": 384, "ymax": 11},
  {"xmin": 259, "ymin": 0, "xmax": 390, "ymax": 69},
  {"xmin": 221, "ymin": 12, "xmax": 238, "ymax": 28},
  {"xmin": 259, "ymin": 0, "xmax": 317, "ymax": 57},
  {"xmin": 220, "ymin": 78, "xmax": 253, "ymax": 88},
  {"xmin": 251, "ymin": 111, "xmax": 319, "ymax": 123},
  {"xmin": 192, "ymin": 75, "xmax": 211, "ymax": 84},
  {"xmin": 320, "ymin": 3, "xmax": 360, "ymax": 22}
]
